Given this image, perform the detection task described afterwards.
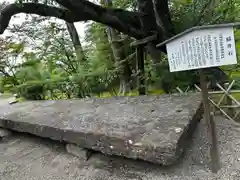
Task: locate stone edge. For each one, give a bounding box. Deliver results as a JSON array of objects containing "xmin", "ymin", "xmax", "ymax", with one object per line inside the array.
[{"xmin": 0, "ymin": 102, "xmax": 203, "ymax": 166}]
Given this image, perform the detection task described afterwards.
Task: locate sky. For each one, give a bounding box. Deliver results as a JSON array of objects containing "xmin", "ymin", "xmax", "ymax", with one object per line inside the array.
[{"xmin": 1, "ymin": 0, "xmax": 86, "ymax": 41}]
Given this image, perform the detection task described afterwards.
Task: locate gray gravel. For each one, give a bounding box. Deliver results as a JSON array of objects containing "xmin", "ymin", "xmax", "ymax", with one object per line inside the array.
[{"xmin": 1, "ymin": 116, "xmax": 240, "ymax": 179}]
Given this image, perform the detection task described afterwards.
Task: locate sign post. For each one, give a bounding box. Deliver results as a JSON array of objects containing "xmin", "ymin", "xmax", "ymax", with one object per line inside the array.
[
  {"xmin": 157, "ymin": 23, "xmax": 239, "ymax": 173},
  {"xmin": 199, "ymin": 69, "xmax": 220, "ymax": 172}
]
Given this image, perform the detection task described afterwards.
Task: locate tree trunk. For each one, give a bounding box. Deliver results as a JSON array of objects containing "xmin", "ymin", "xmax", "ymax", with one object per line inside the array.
[
  {"xmin": 136, "ymin": 45, "xmax": 146, "ymax": 95},
  {"xmin": 103, "ymin": 0, "xmax": 131, "ymax": 95},
  {"xmin": 59, "ymin": 2, "xmax": 86, "ymax": 64},
  {"xmin": 65, "ymin": 22, "xmax": 85, "ymax": 63}
]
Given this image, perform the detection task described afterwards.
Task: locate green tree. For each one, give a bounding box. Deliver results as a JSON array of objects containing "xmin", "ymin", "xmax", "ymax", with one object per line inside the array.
[{"xmin": 0, "ymin": 0, "xmax": 239, "ymax": 96}]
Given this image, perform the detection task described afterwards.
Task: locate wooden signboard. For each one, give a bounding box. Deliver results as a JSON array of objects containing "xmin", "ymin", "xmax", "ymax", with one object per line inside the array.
[
  {"xmin": 166, "ymin": 26, "xmax": 237, "ymax": 72},
  {"xmin": 157, "ymin": 23, "xmax": 239, "ymax": 173}
]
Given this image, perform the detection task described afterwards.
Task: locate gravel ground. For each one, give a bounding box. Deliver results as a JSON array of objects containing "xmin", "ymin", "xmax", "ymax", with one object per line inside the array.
[{"xmin": 1, "ymin": 116, "xmax": 240, "ymax": 179}]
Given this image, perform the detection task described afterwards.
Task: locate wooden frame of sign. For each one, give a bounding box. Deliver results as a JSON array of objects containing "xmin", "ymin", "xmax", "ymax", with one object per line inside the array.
[{"xmin": 157, "ymin": 22, "xmax": 240, "ymax": 173}]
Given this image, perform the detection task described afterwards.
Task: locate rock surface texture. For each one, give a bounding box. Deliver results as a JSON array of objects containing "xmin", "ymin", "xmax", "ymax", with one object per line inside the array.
[
  {"xmin": 66, "ymin": 143, "xmax": 96, "ymax": 161},
  {"xmin": 0, "ymin": 93, "xmax": 203, "ymax": 165},
  {"xmin": 0, "ymin": 128, "xmax": 12, "ymax": 140},
  {"xmin": 2, "ymin": 117, "xmax": 240, "ymax": 180}
]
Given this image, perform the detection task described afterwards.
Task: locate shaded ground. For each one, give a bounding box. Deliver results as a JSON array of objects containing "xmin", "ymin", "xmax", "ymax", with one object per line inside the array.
[{"xmin": 1, "ymin": 116, "xmax": 240, "ymax": 180}]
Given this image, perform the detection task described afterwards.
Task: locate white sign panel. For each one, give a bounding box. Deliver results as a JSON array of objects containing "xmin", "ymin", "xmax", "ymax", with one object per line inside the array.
[{"xmin": 166, "ymin": 27, "xmax": 237, "ymax": 72}]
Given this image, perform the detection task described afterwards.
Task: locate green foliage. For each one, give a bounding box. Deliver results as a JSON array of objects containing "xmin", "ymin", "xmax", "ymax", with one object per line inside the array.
[
  {"xmin": 85, "ymin": 22, "xmax": 114, "ymax": 69},
  {"xmin": 1, "ymin": 0, "xmax": 240, "ymax": 98},
  {"xmin": 0, "ymin": 77, "xmax": 4, "ymax": 93},
  {"xmin": 171, "ymin": 0, "xmax": 239, "ymax": 32},
  {"xmin": 17, "ymin": 81, "xmax": 45, "ymax": 100}
]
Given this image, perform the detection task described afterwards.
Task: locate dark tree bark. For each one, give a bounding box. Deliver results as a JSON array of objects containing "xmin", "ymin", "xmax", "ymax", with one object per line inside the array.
[
  {"xmin": 65, "ymin": 22, "xmax": 85, "ymax": 63},
  {"xmin": 0, "ymin": 0, "xmax": 174, "ymax": 53},
  {"xmin": 136, "ymin": 44, "xmax": 146, "ymax": 95},
  {"xmin": 58, "ymin": 4, "xmax": 86, "ymax": 63}
]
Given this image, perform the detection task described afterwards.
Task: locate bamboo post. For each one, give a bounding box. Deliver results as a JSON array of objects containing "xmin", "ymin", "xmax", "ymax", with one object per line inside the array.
[{"xmin": 224, "ymin": 83, "xmax": 234, "ymax": 117}]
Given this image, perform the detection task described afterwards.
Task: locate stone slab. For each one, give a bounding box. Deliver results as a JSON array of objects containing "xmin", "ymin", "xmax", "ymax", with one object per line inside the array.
[
  {"xmin": 0, "ymin": 93, "xmax": 203, "ymax": 165},
  {"xmin": 0, "ymin": 128, "xmax": 12, "ymax": 139},
  {"xmin": 66, "ymin": 144, "xmax": 88, "ymax": 160},
  {"xmin": 2, "ymin": 117, "xmax": 240, "ymax": 180}
]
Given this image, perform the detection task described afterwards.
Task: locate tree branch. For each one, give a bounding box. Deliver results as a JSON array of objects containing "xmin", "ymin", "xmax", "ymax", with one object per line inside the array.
[
  {"xmin": 65, "ymin": 22, "xmax": 86, "ymax": 63},
  {"xmin": 0, "ymin": 0, "xmax": 174, "ymax": 55},
  {"xmin": 152, "ymin": 0, "xmax": 175, "ymax": 38},
  {"xmin": 136, "ymin": 0, "xmax": 158, "ymax": 35},
  {"xmin": 0, "ymin": 3, "xmax": 82, "ymax": 34},
  {"xmin": 0, "ymin": 1, "xmax": 145, "ymax": 39},
  {"xmin": 54, "ymin": 0, "xmax": 145, "ymax": 38}
]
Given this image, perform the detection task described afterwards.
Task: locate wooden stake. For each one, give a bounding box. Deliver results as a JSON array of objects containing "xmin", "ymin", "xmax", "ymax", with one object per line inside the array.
[{"xmin": 199, "ymin": 69, "xmax": 220, "ymax": 173}]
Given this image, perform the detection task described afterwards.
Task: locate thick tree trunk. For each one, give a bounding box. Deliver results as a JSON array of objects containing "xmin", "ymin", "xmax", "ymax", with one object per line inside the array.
[{"xmin": 103, "ymin": 0, "xmax": 131, "ymax": 95}]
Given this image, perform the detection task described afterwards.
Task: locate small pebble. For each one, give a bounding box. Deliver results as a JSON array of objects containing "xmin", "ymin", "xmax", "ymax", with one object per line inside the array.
[
  {"xmin": 128, "ymin": 140, "xmax": 133, "ymax": 144},
  {"xmin": 134, "ymin": 142, "xmax": 143, "ymax": 146},
  {"xmin": 175, "ymin": 127, "xmax": 182, "ymax": 133}
]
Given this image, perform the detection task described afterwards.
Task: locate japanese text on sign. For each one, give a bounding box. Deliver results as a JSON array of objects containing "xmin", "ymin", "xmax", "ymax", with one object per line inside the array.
[{"xmin": 166, "ymin": 27, "xmax": 237, "ymax": 72}]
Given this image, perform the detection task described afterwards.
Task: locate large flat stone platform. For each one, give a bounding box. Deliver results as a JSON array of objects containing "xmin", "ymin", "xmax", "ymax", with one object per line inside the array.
[
  {"xmin": 0, "ymin": 93, "xmax": 203, "ymax": 165},
  {"xmin": 2, "ymin": 116, "xmax": 239, "ymax": 180}
]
